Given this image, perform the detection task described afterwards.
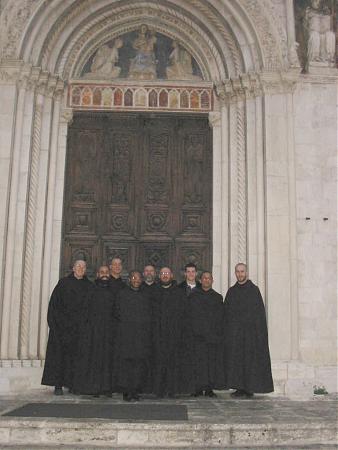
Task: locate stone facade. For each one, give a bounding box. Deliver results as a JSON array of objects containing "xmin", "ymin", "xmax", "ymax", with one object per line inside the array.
[{"xmin": 0, "ymin": 0, "xmax": 336, "ymax": 397}]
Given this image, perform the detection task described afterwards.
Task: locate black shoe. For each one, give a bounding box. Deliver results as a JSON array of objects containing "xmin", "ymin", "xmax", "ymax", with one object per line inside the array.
[
  {"xmin": 123, "ymin": 392, "xmax": 131, "ymax": 402},
  {"xmin": 205, "ymin": 390, "xmax": 217, "ymax": 398},
  {"xmin": 230, "ymin": 389, "xmax": 246, "ymax": 398},
  {"xmin": 191, "ymin": 390, "xmax": 203, "ymax": 397},
  {"xmin": 132, "ymin": 393, "xmax": 140, "ymax": 401},
  {"xmin": 54, "ymin": 387, "xmax": 63, "ymax": 396},
  {"xmin": 244, "ymin": 391, "xmax": 254, "ymax": 398}
]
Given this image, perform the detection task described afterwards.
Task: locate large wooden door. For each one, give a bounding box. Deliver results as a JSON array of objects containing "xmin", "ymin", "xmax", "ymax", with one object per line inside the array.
[{"xmin": 61, "ymin": 112, "xmax": 212, "ymax": 280}]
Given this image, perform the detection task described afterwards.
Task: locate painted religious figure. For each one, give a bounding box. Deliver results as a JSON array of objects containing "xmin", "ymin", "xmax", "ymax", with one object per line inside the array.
[
  {"xmin": 128, "ymin": 25, "xmax": 157, "ymax": 80},
  {"xmin": 85, "ymin": 38, "xmax": 123, "ymax": 79},
  {"xmin": 166, "ymin": 41, "xmax": 201, "ymax": 81},
  {"xmin": 306, "ymin": 0, "xmax": 335, "ymax": 65}
]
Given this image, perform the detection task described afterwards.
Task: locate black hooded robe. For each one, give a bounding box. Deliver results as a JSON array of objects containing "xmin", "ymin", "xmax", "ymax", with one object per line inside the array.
[
  {"xmin": 152, "ymin": 283, "xmax": 194, "ymax": 396},
  {"xmin": 189, "ymin": 288, "xmax": 225, "ymax": 392},
  {"xmin": 72, "ymin": 279, "xmax": 117, "ymax": 395},
  {"xmin": 113, "ymin": 286, "xmax": 152, "ymax": 394},
  {"xmin": 223, "ymin": 280, "xmax": 274, "ymax": 394},
  {"xmin": 41, "ymin": 273, "xmax": 93, "ymax": 389}
]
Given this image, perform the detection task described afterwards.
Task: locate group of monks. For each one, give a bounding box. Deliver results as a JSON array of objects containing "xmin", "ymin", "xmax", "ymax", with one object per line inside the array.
[{"xmin": 41, "ymin": 258, "xmax": 274, "ymax": 401}]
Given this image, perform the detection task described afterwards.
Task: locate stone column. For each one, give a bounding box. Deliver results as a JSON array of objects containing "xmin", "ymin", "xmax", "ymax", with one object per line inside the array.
[
  {"xmin": 20, "ymin": 76, "xmax": 57, "ymax": 359},
  {"xmin": 285, "ymin": 87, "xmax": 299, "ymax": 360},
  {"xmin": 0, "ymin": 62, "xmax": 22, "ymax": 336},
  {"xmin": 209, "ymin": 110, "xmax": 225, "ymax": 294},
  {"xmin": 245, "ymin": 90, "xmax": 266, "ymax": 296},
  {"xmin": 0, "ymin": 67, "xmax": 36, "ymax": 359},
  {"xmin": 228, "ymin": 97, "xmax": 247, "ymax": 284},
  {"xmin": 39, "ymin": 93, "xmax": 70, "ymax": 359},
  {"xmin": 261, "ymin": 75, "xmax": 295, "ymax": 360}
]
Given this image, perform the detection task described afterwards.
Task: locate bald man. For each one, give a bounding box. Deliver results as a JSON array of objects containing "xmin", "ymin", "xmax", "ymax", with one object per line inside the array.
[
  {"xmin": 152, "ymin": 267, "xmax": 193, "ymax": 397},
  {"xmin": 223, "ymin": 263, "xmax": 274, "ymax": 398},
  {"xmin": 73, "ymin": 265, "xmax": 117, "ymax": 396}
]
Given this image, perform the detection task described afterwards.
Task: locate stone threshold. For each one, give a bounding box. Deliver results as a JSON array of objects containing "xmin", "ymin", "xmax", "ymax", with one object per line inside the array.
[{"xmin": 0, "ymin": 417, "xmax": 337, "ymax": 448}]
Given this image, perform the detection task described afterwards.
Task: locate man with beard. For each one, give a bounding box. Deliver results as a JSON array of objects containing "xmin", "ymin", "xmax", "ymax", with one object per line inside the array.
[
  {"xmin": 224, "ymin": 263, "xmax": 274, "ymax": 398},
  {"xmin": 189, "ymin": 271, "xmax": 225, "ymax": 397},
  {"xmin": 73, "ymin": 265, "xmax": 116, "ymax": 396},
  {"xmin": 114, "ymin": 271, "xmax": 152, "ymax": 401},
  {"xmin": 178, "ymin": 263, "xmax": 201, "ymax": 297},
  {"xmin": 152, "ymin": 267, "xmax": 193, "ymax": 397},
  {"xmin": 109, "ymin": 257, "xmax": 126, "ymax": 295},
  {"xmin": 142, "ymin": 264, "xmax": 157, "ymax": 290},
  {"xmin": 41, "ymin": 260, "xmax": 93, "ymax": 395}
]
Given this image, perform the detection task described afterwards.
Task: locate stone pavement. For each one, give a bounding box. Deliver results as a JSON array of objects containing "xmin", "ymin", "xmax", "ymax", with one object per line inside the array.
[{"xmin": 0, "ymin": 389, "xmax": 337, "ymax": 448}]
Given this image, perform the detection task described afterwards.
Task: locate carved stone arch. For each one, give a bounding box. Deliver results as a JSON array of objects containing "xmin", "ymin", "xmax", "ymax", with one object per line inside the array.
[
  {"xmin": 2, "ymin": 0, "xmax": 289, "ymax": 76},
  {"xmin": 70, "ymin": 19, "xmax": 216, "ymax": 81},
  {"xmin": 51, "ymin": 2, "xmax": 236, "ymax": 81}
]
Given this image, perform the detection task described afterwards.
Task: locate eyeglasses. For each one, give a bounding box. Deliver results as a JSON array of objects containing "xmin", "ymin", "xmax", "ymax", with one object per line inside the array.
[{"xmin": 160, "ymin": 272, "xmax": 171, "ymax": 275}]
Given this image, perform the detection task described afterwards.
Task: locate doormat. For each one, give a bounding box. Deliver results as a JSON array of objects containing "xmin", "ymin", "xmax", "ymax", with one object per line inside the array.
[{"xmin": 4, "ymin": 403, "xmax": 188, "ymax": 421}]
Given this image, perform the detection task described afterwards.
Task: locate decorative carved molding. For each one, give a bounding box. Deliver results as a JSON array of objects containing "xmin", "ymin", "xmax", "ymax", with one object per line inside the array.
[
  {"xmin": 215, "ymin": 71, "xmax": 300, "ymax": 101},
  {"xmin": 239, "ymin": 0, "xmax": 287, "ymax": 70},
  {"xmin": 0, "ymin": 0, "xmax": 40, "ymax": 59},
  {"xmin": 236, "ymin": 101, "xmax": 247, "ymax": 264}
]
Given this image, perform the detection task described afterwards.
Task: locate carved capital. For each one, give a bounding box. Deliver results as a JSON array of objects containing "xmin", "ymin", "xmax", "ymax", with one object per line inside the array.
[
  {"xmin": 53, "ymin": 80, "xmax": 66, "ymax": 101},
  {"xmin": 215, "ymin": 74, "xmax": 263, "ymax": 104},
  {"xmin": 208, "ymin": 111, "xmax": 221, "ymax": 128},
  {"xmin": 61, "ymin": 108, "xmax": 73, "ymax": 125},
  {"xmin": 0, "ymin": 60, "xmax": 23, "ymax": 85},
  {"xmin": 259, "ymin": 72, "xmax": 299, "ymax": 95}
]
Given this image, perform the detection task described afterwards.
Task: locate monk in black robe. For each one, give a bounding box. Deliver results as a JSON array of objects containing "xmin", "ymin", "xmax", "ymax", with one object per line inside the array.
[
  {"xmin": 73, "ymin": 265, "xmax": 116, "ymax": 396},
  {"xmin": 178, "ymin": 262, "xmax": 201, "ymax": 297},
  {"xmin": 189, "ymin": 271, "xmax": 225, "ymax": 397},
  {"xmin": 152, "ymin": 267, "xmax": 193, "ymax": 397},
  {"xmin": 141, "ymin": 264, "xmax": 157, "ymax": 291},
  {"xmin": 41, "ymin": 260, "xmax": 93, "ymax": 395},
  {"xmin": 109, "ymin": 256, "xmax": 126, "ymax": 295},
  {"xmin": 114, "ymin": 271, "xmax": 152, "ymax": 401},
  {"xmin": 224, "ymin": 263, "xmax": 274, "ymax": 398}
]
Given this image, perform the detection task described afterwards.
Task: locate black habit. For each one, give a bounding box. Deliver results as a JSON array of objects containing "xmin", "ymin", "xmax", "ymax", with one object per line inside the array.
[
  {"xmin": 189, "ymin": 288, "xmax": 225, "ymax": 392},
  {"xmin": 41, "ymin": 273, "xmax": 93, "ymax": 389},
  {"xmin": 223, "ymin": 280, "xmax": 274, "ymax": 393},
  {"xmin": 152, "ymin": 283, "xmax": 193, "ymax": 396},
  {"xmin": 109, "ymin": 276, "xmax": 126, "ymax": 296},
  {"xmin": 114, "ymin": 285, "xmax": 152, "ymax": 394},
  {"xmin": 178, "ymin": 280, "xmax": 202, "ymax": 297},
  {"xmin": 72, "ymin": 279, "xmax": 116, "ymax": 395}
]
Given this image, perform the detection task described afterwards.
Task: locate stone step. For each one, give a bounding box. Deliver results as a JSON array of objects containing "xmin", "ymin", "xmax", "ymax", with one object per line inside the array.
[
  {"xmin": 0, "ymin": 418, "xmax": 337, "ymax": 448},
  {"xmin": 1, "ymin": 446, "xmax": 338, "ymax": 450}
]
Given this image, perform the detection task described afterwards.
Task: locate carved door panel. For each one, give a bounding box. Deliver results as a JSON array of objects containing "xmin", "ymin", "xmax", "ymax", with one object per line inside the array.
[{"xmin": 61, "ymin": 112, "xmax": 212, "ymax": 280}]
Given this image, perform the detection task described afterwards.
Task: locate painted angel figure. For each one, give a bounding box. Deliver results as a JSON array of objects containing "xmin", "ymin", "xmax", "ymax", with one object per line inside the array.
[{"xmin": 86, "ymin": 38, "xmax": 123, "ymax": 79}]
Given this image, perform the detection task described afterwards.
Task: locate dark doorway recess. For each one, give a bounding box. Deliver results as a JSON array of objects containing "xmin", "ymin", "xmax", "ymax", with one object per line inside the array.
[{"xmin": 61, "ymin": 112, "xmax": 212, "ymax": 280}]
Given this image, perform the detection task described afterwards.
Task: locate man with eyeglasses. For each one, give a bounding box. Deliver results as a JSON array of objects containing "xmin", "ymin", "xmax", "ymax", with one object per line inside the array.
[{"xmin": 152, "ymin": 267, "xmax": 193, "ymax": 397}]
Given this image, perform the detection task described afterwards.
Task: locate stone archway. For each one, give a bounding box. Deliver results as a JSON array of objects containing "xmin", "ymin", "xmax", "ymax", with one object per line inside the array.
[{"xmin": 0, "ymin": 0, "xmax": 301, "ymax": 378}]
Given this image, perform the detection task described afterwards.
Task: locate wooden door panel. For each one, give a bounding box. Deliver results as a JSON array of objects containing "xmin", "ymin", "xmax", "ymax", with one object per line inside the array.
[
  {"xmin": 62, "ymin": 112, "xmax": 212, "ymax": 281},
  {"xmin": 137, "ymin": 242, "xmax": 174, "ymax": 273}
]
